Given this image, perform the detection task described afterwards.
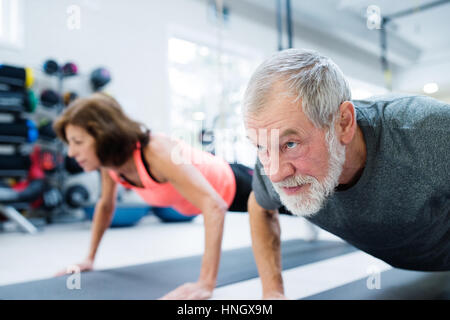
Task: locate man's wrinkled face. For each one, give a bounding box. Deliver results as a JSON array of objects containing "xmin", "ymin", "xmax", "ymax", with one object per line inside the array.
[{"xmin": 244, "ymin": 91, "xmax": 346, "ymax": 217}]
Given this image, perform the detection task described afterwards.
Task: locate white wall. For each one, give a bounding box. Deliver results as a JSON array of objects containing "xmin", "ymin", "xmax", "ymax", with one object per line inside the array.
[{"xmin": 0, "ymin": 0, "xmax": 390, "ymax": 135}]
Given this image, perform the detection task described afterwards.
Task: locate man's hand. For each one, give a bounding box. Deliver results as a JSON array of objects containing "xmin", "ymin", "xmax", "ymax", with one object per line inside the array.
[{"xmin": 159, "ymin": 281, "xmax": 214, "ymax": 300}]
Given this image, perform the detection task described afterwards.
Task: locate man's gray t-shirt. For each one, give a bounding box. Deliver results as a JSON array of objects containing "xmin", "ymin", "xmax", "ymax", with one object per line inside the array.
[{"xmin": 252, "ymin": 94, "xmax": 450, "ymax": 271}]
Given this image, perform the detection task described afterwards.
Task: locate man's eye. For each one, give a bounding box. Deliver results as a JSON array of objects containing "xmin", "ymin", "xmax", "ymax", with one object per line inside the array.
[{"xmin": 285, "ymin": 142, "xmax": 298, "ymax": 149}]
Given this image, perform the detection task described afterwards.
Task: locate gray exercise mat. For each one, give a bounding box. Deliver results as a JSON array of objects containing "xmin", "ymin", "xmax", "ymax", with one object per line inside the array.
[
  {"xmin": 0, "ymin": 239, "xmax": 355, "ymax": 300},
  {"xmin": 304, "ymin": 268, "xmax": 450, "ymax": 300}
]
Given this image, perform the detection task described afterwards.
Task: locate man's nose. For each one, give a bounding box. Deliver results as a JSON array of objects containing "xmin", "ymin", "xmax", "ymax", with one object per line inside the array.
[{"xmin": 264, "ymin": 157, "xmax": 295, "ymax": 183}]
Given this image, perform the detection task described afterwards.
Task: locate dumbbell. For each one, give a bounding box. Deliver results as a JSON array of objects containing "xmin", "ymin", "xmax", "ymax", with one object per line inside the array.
[
  {"xmin": 43, "ymin": 59, "xmax": 59, "ymax": 75},
  {"xmin": 38, "ymin": 119, "xmax": 57, "ymax": 140},
  {"xmin": 63, "ymin": 91, "xmax": 78, "ymax": 106},
  {"xmin": 0, "ymin": 90, "xmax": 38, "ymax": 113},
  {"xmin": 0, "ymin": 119, "xmax": 39, "ymax": 143},
  {"xmin": 90, "ymin": 67, "xmax": 111, "ymax": 91},
  {"xmin": 0, "ymin": 64, "xmax": 34, "ymax": 89},
  {"xmin": 62, "ymin": 62, "xmax": 78, "ymax": 77},
  {"xmin": 0, "ymin": 154, "xmax": 32, "ymax": 171},
  {"xmin": 65, "ymin": 184, "xmax": 89, "ymax": 208},
  {"xmin": 42, "ymin": 188, "xmax": 63, "ymax": 210},
  {"xmin": 43, "ymin": 60, "xmax": 78, "ymax": 77},
  {"xmin": 40, "ymin": 89, "xmax": 60, "ymax": 108},
  {"xmin": 41, "ymin": 151, "xmax": 58, "ymax": 173}
]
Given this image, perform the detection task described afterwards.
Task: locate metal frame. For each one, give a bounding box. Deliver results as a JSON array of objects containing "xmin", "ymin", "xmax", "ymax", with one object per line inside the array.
[
  {"xmin": 0, "ymin": 204, "xmax": 38, "ymax": 234},
  {"xmin": 380, "ymin": 0, "xmax": 450, "ymax": 90},
  {"xmin": 276, "ymin": 0, "xmax": 294, "ymax": 50}
]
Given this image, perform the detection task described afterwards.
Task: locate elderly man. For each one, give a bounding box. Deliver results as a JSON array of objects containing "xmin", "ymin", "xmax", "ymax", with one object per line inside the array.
[{"xmin": 244, "ymin": 48, "xmax": 450, "ymax": 299}]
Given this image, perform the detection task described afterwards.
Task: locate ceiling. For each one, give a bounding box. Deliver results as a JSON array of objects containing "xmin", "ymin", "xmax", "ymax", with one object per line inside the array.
[
  {"xmin": 239, "ymin": 0, "xmax": 450, "ymax": 62},
  {"xmin": 337, "ymin": 0, "xmax": 450, "ymax": 55},
  {"xmin": 227, "ymin": 0, "xmax": 450, "ymax": 97}
]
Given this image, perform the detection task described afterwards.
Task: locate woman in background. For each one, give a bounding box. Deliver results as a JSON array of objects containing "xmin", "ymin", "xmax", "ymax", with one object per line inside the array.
[{"xmin": 53, "ymin": 93, "xmax": 253, "ymax": 300}]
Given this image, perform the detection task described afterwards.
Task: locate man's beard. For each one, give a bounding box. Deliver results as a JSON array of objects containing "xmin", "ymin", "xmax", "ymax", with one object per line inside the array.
[{"xmin": 272, "ymin": 127, "xmax": 346, "ymax": 217}]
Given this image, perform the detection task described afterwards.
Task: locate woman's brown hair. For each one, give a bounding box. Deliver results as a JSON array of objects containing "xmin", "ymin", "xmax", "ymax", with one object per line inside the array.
[{"xmin": 53, "ymin": 93, "xmax": 150, "ymax": 167}]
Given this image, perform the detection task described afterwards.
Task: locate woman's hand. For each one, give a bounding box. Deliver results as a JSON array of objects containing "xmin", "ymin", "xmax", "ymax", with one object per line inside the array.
[
  {"xmin": 159, "ymin": 281, "xmax": 214, "ymax": 300},
  {"xmin": 54, "ymin": 258, "xmax": 94, "ymax": 277}
]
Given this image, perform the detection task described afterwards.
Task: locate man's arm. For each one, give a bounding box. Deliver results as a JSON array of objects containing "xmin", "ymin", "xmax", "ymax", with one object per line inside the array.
[{"xmin": 248, "ymin": 191, "xmax": 286, "ymax": 299}]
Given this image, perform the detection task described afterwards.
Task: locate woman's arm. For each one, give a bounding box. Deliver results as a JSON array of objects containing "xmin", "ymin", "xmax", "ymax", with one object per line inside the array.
[
  {"xmin": 56, "ymin": 168, "xmax": 117, "ymax": 276},
  {"xmin": 86, "ymin": 168, "xmax": 118, "ymax": 261},
  {"xmin": 150, "ymin": 139, "xmax": 228, "ymax": 299}
]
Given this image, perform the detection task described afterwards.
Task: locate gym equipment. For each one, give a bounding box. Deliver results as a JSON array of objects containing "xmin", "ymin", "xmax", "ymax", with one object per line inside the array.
[
  {"xmin": 199, "ymin": 129, "xmax": 215, "ymax": 154},
  {"xmin": 83, "ymin": 204, "xmax": 150, "ymax": 227},
  {"xmin": 0, "ymin": 179, "xmax": 44, "ymax": 234},
  {"xmin": 0, "ymin": 155, "xmax": 31, "ymax": 172},
  {"xmin": 63, "ymin": 91, "xmax": 78, "ymax": 106},
  {"xmin": 28, "ymin": 145, "xmax": 47, "ymax": 180},
  {"xmin": 152, "ymin": 206, "xmax": 197, "ymax": 223},
  {"xmin": 0, "ymin": 205, "xmax": 38, "ymax": 234},
  {"xmin": 40, "ymin": 89, "xmax": 60, "ymax": 107},
  {"xmin": 42, "ymin": 187, "xmax": 63, "ymax": 210},
  {"xmin": 0, "ymin": 64, "xmax": 33, "ymax": 89},
  {"xmin": 25, "ymin": 67, "xmax": 34, "ymax": 88},
  {"xmin": 64, "ymin": 184, "xmax": 89, "ymax": 209},
  {"xmin": 38, "ymin": 119, "xmax": 56, "ymax": 140},
  {"xmin": 64, "ymin": 155, "xmax": 84, "ymax": 175},
  {"xmin": 43, "ymin": 59, "xmax": 59, "ymax": 75},
  {"xmin": 41, "ymin": 151, "xmax": 58, "ymax": 173},
  {"xmin": 0, "ymin": 119, "xmax": 39, "ymax": 143},
  {"xmin": 0, "ymin": 179, "xmax": 45, "ymax": 204},
  {"xmin": 90, "ymin": 67, "xmax": 111, "ymax": 91},
  {"xmin": 61, "ymin": 62, "xmax": 78, "ymax": 77},
  {"xmin": 28, "ymin": 91, "xmax": 38, "ymax": 112},
  {"xmin": 0, "ymin": 90, "xmax": 38, "ymax": 113}
]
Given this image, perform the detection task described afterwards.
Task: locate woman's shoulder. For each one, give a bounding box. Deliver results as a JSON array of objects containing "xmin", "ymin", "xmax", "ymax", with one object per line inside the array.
[
  {"xmin": 146, "ymin": 133, "xmax": 188, "ymax": 166},
  {"xmin": 147, "ymin": 132, "xmax": 178, "ymax": 154}
]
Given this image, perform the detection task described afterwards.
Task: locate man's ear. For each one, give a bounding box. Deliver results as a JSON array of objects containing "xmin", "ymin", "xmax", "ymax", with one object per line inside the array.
[{"xmin": 336, "ymin": 101, "xmax": 356, "ymax": 145}]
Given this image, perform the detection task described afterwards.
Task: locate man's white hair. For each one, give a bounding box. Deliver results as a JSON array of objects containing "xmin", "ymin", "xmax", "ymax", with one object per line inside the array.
[{"xmin": 243, "ymin": 48, "xmax": 351, "ymax": 129}]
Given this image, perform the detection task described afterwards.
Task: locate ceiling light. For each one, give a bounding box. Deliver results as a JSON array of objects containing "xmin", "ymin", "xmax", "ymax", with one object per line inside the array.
[
  {"xmin": 423, "ymin": 83, "xmax": 439, "ymax": 94},
  {"xmin": 192, "ymin": 112, "xmax": 205, "ymax": 121}
]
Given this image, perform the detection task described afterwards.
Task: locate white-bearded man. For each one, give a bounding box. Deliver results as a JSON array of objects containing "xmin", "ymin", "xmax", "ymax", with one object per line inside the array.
[{"xmin": 243, "ymin": 48, "xmax": 450, "ymax": 299}]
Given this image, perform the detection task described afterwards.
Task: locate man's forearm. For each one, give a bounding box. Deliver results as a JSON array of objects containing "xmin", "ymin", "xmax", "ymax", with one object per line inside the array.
[{"xmin": 248, "ymin": 192, "xmax": 284, "ymax": 297}]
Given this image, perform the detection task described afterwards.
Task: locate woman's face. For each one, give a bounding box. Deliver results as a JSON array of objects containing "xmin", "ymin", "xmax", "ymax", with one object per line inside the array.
[{"xmin": 65, "ymin": 124, "xmax": 101, "ymax": 172}]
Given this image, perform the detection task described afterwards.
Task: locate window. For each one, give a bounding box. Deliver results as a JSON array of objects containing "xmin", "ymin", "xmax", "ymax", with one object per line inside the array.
[
  {"xmin": 347, "ymin": 76, "xmax": 387, "ymax": 100},
  {"xmin": 0, "ymin": 0, "xmax": 24, "ymax": 48},
  {"xmin": 168, "ymin": 36, "xmax": 260, "ymax": 167}
]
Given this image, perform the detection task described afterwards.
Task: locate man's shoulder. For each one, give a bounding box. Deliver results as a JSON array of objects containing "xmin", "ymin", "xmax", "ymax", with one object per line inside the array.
[{"xmin": 354, "ymin": 94, "xmax": 450, "ymax": 130}]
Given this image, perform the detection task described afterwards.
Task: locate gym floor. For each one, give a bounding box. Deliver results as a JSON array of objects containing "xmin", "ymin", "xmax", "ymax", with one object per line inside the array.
[
  {"xmin": 0, "ymin": 212, "xmax": 337, "ymax": 288},
  {"xmin": 3, "ymin": 213, "xmax": 450, "ymax": 300}
]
